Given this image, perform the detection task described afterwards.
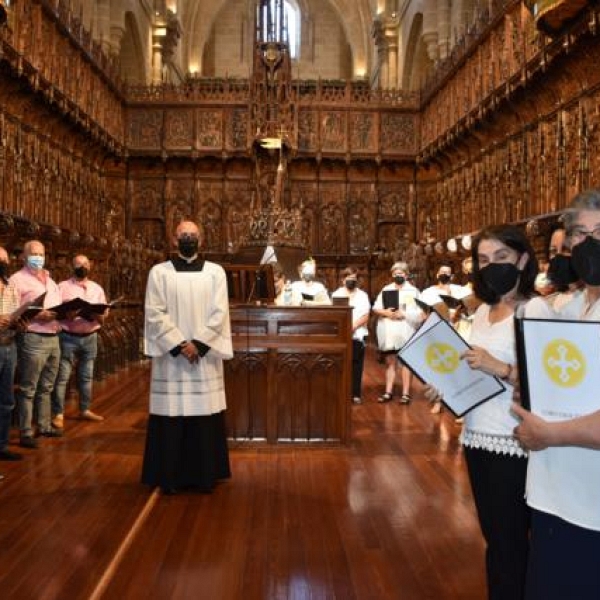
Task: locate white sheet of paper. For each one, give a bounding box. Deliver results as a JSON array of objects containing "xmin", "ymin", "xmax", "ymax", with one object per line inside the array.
[
  {"xmin": 399, "ymin": 312, "xmax": 505, "ymax": 416},
  {"xmin": 519, "ymin": 319, "xmax": 600, "ymax": 421}
]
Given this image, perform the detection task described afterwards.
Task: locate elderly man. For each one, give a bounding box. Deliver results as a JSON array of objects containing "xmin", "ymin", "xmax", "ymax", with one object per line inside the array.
[
  {"xmin": 10, "ymin": 240, "xmax": 62, "ymax": 448},
  {"xmin": 516, "ymin": 189, "xmax": 600, "ymax": 599},
  {"xmin": 51, "ymin": 255, "xmax": 108, "ymax": 430},
  {"xmin": 0, "ymin": 247, "xmax": 22, "ymax": 461},
  {"xmin": 141, "ymin": 220, "xmax": 233, "ymax": 494}
]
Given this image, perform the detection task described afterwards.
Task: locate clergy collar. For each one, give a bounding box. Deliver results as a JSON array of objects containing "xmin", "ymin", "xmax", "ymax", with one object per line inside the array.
[{"xmin": 177, "ymin": 253, "xmax": 198, "ymax": 263}]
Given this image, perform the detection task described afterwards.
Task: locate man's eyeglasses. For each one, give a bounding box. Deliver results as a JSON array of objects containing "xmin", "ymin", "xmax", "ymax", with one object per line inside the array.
[{"xmin": 567, "ymin": 227, "xmax": 600, "ymax": 242}]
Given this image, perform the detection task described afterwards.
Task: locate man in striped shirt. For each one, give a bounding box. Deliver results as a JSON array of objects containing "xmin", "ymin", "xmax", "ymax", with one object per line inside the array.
[{"xmin": 0, "ymin": 246, "xmax": 22, "ymax": 462}]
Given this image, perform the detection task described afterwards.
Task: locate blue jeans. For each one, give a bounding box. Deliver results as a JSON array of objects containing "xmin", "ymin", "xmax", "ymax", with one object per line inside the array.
[
  {"xmin": 0, "ymin": 343, "xmax": 17, "ymax": 450},
  {"xmin": 16, "ymin": 333, "xmax": 60, "ymax": 436},
  {"xmin": 52, "ymin": 332, "xmax": 98, "ymax": 415}
]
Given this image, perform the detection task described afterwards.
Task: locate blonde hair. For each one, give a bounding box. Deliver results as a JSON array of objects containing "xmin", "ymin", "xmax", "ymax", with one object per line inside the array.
[{"xmin": 390, "ymin": 261, "xmax": 408, "ymax": 274}]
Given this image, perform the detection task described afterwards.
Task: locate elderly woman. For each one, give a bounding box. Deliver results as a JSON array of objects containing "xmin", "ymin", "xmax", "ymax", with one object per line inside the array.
[
  {"xmin": 515, "ymin": 189, "xmax": 600, "ymax": 600},
  {"xmin": 372, "ymin": 261, "xmax": 421, "ymax": 403}
]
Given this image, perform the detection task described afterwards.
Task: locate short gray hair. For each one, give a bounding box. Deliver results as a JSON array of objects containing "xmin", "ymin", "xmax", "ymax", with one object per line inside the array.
[
  {"xmin": 390, "ymin": 261, "xmax": 408, "ymax": 274},
  {"xmin": 563, "ymin": 189, "xmax": 600, "ymax": 229}
]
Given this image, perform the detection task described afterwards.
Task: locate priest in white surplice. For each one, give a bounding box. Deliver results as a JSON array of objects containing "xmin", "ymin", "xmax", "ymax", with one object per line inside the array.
[{"xmin": 141, "ymin": 221, "xmax": 233, "ymax": 494}]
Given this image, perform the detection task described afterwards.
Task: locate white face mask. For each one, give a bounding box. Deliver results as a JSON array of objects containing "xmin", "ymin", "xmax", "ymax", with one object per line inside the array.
[{"xmin": 27, "ymin": 255, "xmax": 45, "ymax": 270}]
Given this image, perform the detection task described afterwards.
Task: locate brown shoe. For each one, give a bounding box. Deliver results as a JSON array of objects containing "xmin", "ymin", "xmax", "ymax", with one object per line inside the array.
[
  {"xmin": 51, "ymin": 414, "xmax": 64, "ymax": 429},
  {"xmin": 80, "ymin": 410, "xmax": 104, "ymax": 422}
]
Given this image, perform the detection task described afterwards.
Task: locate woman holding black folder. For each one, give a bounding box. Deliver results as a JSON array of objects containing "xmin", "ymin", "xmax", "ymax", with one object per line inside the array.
[
  {"xmin": 373, "ymin": 262, "xmax": 421, "ymax": 403},
  {"xmin": 425, "ymin": 224, "xmax": 538, "ymax": 600}
]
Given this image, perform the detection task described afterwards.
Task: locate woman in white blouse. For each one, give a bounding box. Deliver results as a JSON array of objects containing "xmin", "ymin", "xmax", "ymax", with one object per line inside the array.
[{"xmin": 426, "ymin": 224, "xmax": 538, "ymax": 600}]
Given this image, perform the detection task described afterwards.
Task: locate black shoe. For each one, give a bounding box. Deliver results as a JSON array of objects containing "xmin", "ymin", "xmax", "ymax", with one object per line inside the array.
[
  {"xmin": 161, "ymin": 486, "xmax": 179, "ymax": 495},
  {"xmin": 19, "ymin": 436, "xmax": 38, "ymax": 449},
  {"xmin": 39, "ymin": 428, "xmax": 63, "ymax": 438},
  {"xmin": 0, "ymin": 449, "xmax": 23, "ymax": 461}
]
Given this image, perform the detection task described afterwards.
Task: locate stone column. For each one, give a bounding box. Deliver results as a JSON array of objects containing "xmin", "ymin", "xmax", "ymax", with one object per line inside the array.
[{"xmin": 422, "ymin": 0, "xmax": 439, "ymax": 62}]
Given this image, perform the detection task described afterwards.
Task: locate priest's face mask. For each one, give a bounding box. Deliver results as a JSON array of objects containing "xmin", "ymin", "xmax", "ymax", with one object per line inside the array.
[{"xmin": 175, "ymin": 222, "xmax": 201, "ymax": 258}]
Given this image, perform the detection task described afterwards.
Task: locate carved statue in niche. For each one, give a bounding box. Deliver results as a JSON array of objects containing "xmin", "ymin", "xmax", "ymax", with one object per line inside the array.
[
  {"xmin": 348, "ymin": 201, "xmax": 372, "ymax": 254},
  {"xmin": 133, "ymin": 180, "xmax": 162, "ymax": 217},
  {"xmin": 227, "ymin": 209, "xmax": 246, "ymax": 252},
  {"xmin": 298, "ymin": 111, "xmax": 317, "ymax": 151},
  {"xmin": 229, "ymin": 109, "xmax": 247, "ymax": 149},
  {"xmin": 166, "ymin": 199, "xmax": 192, "ymax": 241},
  {"xmin": 350, "ymin": 113, "xmax": 374, "ymax": 151},
  {"xmin": 320, "ymin": 203, "xmax": 345, "ymax": 254},
  {"xmin": 196, "ymin": 110, "xmax": 223, "ymax": 148},
  {"xmin": 321, "ymin": 112, "xmax": 346, "ymax": 151},
  {"xmin": 198, "ymin": 200, "xmax": 223, "ymax": 252}
]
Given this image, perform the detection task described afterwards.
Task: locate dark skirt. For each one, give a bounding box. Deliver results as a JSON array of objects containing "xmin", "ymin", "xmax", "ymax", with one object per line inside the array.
[{"xmin": 141, "ymin": 411, "xmax": 231, "ymax": 492}]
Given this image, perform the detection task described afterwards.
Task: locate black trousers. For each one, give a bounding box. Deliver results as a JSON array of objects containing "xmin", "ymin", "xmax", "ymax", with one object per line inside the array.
[
  {"xmin": 351, "ymin": 339, "xmax": 365, "ymax": 398},
  {"xmin": 526, "ymin": 509, "xmax": 600, "ymax": 600},
  {"xmin": 464, "ymin": 446, "xmax": 530, "ymax": 600}
]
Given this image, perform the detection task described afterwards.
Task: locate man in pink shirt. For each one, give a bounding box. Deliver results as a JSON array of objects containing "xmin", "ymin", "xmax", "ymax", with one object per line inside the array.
[
  {"xmin": 51, "ymin": 254, "xmax": 108, "ymax": 429},
  {"xmin": 10, "ymin": 240, "xmax": 62, "ymax": 448}
]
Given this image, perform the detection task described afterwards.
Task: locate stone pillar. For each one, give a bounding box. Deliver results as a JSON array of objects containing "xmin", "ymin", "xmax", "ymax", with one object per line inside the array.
[
  {"xmin": 422, "ymin": 0, "xmax": 439, "ymax": 62},
  {"xmin": 109, "ymin": 0, "xmax": 126, "ymax": 56},
  {"xmin": 437, "ymin": 0, "xmax": 451, "ymax": 60},
  {"xmin": 96, "ymin": 0, "xmax": 111, "ymax": 50}
]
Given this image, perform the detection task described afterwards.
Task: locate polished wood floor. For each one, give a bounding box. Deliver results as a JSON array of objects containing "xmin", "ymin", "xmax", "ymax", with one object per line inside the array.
[{"xmin": 0, "ymin": 348, "xmax": 486, "ymax": 600}]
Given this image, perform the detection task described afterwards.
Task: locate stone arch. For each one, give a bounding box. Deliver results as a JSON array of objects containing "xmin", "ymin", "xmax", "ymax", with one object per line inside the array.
[
  {"xmin": 119, "ymin": 11, "xmax": 147, "ymax": 84},
  {"xmin": 403, "ymin": 13, "xmax": 433, "ymax": 90}
]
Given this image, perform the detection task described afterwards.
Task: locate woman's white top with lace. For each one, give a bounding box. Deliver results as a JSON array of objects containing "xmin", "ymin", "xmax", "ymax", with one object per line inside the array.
[{"xmin": 460, "ymin": 303, "xmax": 527, "ymax": 458}]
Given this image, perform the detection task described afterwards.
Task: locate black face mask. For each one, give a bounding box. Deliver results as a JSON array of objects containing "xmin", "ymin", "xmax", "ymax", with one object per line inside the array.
[
  {"xmin": 73, "ymin": 266, "xmax": 88, "ymax": 280},
  {"xmin": 479, "ymin": 262, "xmax": 521, "ymax": 301},
  {"xmin": 345, "ymin": 279, "xmax": 357, "ymax": 291},
  {"xmin": 178, "ymin": 238, "xmax": 199, "ymax": 258},
  {"xmin": 0, "ymin": 262, "xmax": 8, "ymax": 281},
  {"xmin": 394, "ymin": 275, "xmax": 405, "ymax": 286},
  {"xmin": 547, "ymin": 254, "xmax": 578, "ymax": 288},
  {"xmin": 437, "ymin": 274, "xmax": 451, "ymax": 285},
  {"xmin": 571, "ymin": 236, "xmax": 600, "ymax": 286}
]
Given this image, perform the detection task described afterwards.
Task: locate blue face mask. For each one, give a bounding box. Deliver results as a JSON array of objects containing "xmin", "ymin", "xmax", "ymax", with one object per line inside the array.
[{"xmin": 27, "ymin": 255, "xmax": 45, "ymax": 270}]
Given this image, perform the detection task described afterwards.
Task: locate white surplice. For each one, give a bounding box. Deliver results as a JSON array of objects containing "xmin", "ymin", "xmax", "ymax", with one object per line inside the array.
[{"xmin": 144, "ymin": 260, "xmax": 233, "ymax": 417}]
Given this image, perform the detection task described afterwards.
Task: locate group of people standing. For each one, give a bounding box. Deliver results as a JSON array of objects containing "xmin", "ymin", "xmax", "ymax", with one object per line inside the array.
[
  {"xmin": 0, "ymin": 241, "xmax": 106, "ymax": 478},
  {"xmin": 422, "ymin": 190, "xmax": 600, "ymax": 600},
  {"xmin": 270, "ymin": 191, "xmax": 600, "ymax": 599}
]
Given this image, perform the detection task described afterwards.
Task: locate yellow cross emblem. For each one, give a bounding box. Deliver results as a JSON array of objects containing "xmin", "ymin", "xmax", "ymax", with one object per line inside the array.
[
  {"xmin": 426, "ymin": 343, "xmax": 460, "ymax": 374},
  {"xmin": 543, "ymin": 339, "xmax": 585, "ymax": 388}
]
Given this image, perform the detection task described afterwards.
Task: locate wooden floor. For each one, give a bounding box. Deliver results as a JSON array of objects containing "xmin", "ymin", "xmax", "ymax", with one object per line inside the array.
[{"xmin": 0, "ymin": 348, "xmax": 486, "ymax": 600}]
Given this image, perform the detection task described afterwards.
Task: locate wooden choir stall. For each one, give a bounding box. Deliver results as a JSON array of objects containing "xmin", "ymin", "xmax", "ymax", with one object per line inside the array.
[{"xmin": 223, "ymin": 265, "xmax": 353, "ymax": 445}]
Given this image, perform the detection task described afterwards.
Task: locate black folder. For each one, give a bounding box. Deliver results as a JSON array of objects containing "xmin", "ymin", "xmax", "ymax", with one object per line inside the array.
[
  {"xmin": 438, "ymin": 294, "xmax": 465, "ymax": 310},
  {"xmin": 382, "ymin": 289, "xmax": 399, "ymax": 310}
]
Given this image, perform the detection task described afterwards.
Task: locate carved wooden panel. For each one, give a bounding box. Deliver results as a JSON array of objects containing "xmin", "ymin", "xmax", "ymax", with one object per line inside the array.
[
  {"xmin": 225, "ymin": 352, "xmax": 269, "ymax": 441},
  {"xmin": 127, "ymin": 110, "xmax": 163, "ymax": 150},
  {"xmin": 164, "ymin": 110, "xmax": 194, "ymax": 150},
  {"xmin": 378, "ymin": 183, "xmax": 409, "ymax": 221},
  {"xmin": 321, "ymin": 111, "xmax": 347, "ymax": 153},
  {"xmin": 350, "ymin": 112, "xmax": 377, "ymax": 153},
  {"xmin": 225, "ymin": 108, "xmax": 249, "ymax": 150},
  {"xmin": 381, "ymin": 113, "xmax": 416, "ymax": 155},
  {"xmin": 298, "ymin": 110, "xmax": 318, "ymax": 151},
  {"xmin": 131, "ymin": 178, "xmax": 164, "ymax": 219},
  {"xmin": 226, "ymin": 306, "xmax": 351, "ymax": 443},
  {"xmin": 196, "ymin": 109, "xmax": 223, "ymax": 149},
  {"xmin": 318, "ymin": 182, "xmax": 346, "ymax": 254},
  {"xmin": 347, "ymin": 183, "xmax": 376, "ymax": 255}
]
